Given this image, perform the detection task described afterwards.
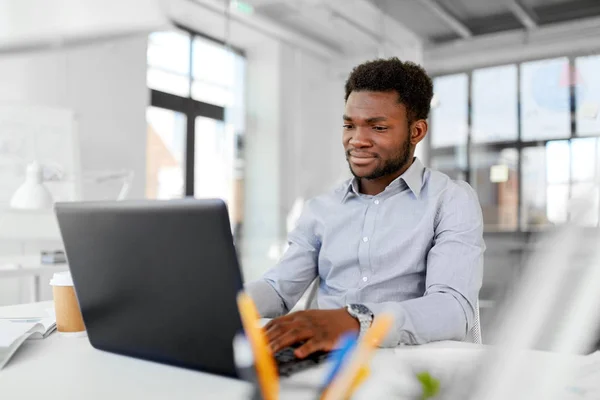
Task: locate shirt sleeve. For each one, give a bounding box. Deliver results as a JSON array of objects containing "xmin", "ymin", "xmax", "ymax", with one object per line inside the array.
[
  {"xmin": 245, "ymin": 200, "xmax": 321, "ymax": 317},
  {"xmin": 364, "ymin": 181, "xmax": 485, "ymax": 347}
]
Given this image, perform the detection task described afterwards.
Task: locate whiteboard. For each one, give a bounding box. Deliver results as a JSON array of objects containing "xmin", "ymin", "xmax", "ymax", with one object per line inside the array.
[{"xmin": 0, "ymin": 105, "xmax": 80, "ymax": 206}]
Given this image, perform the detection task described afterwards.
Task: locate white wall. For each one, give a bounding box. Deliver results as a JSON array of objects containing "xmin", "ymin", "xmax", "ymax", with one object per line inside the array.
[
  {"xmin": 0, "ymin": 35, "xmax": 148, "ymax": 199},
  {"xmin": 0, "ymin": 34, "xmax": 149, "ymax": 305},
  {"xmin": 0, "ymin": 0, "xmax": 166, "ymax": 52},
  {"xmin": 241, "ymin": 38, "xmax": 285, "ymax": 280},
  {"xmin": 279, "ymin": 46, "xmax": 347, "ymax": 209}
]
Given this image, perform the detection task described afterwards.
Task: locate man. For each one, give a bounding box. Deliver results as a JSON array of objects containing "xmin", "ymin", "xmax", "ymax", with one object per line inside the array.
[{"xmin": 246, "ymin": 57, "xmax": 484, "ymax": 359}]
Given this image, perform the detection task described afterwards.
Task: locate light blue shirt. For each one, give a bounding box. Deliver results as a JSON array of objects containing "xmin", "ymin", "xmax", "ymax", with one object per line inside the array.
[{"xmin": 246, "ymin": 158, "xmax": 484, "ymax": 347}]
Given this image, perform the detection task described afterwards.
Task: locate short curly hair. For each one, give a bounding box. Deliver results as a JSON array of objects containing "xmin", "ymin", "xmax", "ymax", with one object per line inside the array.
[{"xmin": 344, "ymin": 57, "xmax": 433, "ymax": 122}]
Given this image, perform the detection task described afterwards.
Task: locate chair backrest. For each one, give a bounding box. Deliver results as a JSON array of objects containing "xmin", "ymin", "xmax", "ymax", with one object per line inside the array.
[
  {"xmin": 303, "ymin": 278, "xmax": 482, "ymax": 344},
  {"xmin": 465, "ymin": 298, "xmax": 482, "ymax": 344}
]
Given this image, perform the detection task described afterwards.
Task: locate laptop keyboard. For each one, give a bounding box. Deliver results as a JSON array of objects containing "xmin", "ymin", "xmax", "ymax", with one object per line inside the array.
[{"xmin": 274, "ymin": 344, "xmax": 333, "ymax": 377}]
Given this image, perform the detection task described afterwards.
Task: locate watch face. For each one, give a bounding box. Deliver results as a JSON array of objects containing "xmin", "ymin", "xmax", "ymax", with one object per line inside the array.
[{"xmin": 350, "ymin": 304, "xmax": 371, "ymax": 315}]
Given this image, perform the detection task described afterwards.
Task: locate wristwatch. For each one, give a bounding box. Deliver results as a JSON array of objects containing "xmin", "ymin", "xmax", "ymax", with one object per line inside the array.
[{"xmin": 346, "ymin": 304, "xmax": 374, "ymax": 337}]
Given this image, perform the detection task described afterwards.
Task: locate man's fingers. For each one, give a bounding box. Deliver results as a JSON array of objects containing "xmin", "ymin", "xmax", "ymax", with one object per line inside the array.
[
  {"xmin": 294, "ymin": 338, "xmax": 331, "ymax": 359},
  {"xmin": 269, "ymin": 327, "xmax": 313, "ymax": 354},
  {"xmin": 264, "ymin": 321, "xmax": 284, "ymax": 342},
  {"xmin": 264, "ymin": 311, "xmax": 304, "ymax": 334},
  {"xmin": 264, "ymin": 313, "xmax": 293, "ymax": 331},
  {"xmin": 265, "ymin": 319, "xmax": 299, "ymax": 344}
]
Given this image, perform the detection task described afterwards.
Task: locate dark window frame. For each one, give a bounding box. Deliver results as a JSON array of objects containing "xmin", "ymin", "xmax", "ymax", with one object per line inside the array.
[{"xmin": 148, "ymin": 26, "xmax": 243, "ymax": 196}]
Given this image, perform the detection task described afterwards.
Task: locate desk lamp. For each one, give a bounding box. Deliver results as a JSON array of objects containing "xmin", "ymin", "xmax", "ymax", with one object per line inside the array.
[{"xmin": 9, "ymin": 162, "xmax": 54, "ymax": 210}]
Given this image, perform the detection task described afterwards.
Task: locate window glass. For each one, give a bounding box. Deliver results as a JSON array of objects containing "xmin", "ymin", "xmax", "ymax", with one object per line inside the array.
[
  {"xmin": 521, "ymin": 58, "xmax": 570, "ymax": 140},
  {"xmin": 471, "ymin": 148, "xmax": 519, "ymax": 231},
  {"xmin": 192, "ymin": 37, "xmax": 234, "ymax": 86},
  {"xmin": 576, "ymin": 55, "xmax": 600, "ymax": 136},
  {"xmin": 429, "ymin": 148, "xmax": 468, "ymax": 181},
  {"xmin": 546, "ymin": 140, "xmax": 570, "ymax": 184},
  {"xmin": 147, "ymin": 31, "xmax": 191, "ymax": 96},
  {"xmin": 147, "ymin": 68, "xmax": 190, "ymax": 97},
  {"xmin": 146, "ymin": 107, "xmax": 186, "ymax": 199},
  {"xmin": 431, "ymin": 74, "xmax": 468, "ymax": 148},
  {"xmin": 148, "ymin": 31, "xmax": 190, "ymax": 75},
  {"xmin": 472, "ymin": 64, "xmax": 518, "ymax": 143},
  {"xmin": 571, "ymin": 137, "xmax": 596, "ymax": 182}
]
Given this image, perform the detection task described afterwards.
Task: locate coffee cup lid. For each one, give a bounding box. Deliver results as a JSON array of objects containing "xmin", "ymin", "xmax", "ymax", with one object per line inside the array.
[{"xmin": 50, "ymin": 271, "xmax": 74, "ymax": 287}]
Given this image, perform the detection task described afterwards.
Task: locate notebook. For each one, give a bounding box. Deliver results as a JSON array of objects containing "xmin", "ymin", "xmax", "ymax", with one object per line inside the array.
[{"xmin": 0, "ymin": 317, "xmax": 56, "ymax": 370}]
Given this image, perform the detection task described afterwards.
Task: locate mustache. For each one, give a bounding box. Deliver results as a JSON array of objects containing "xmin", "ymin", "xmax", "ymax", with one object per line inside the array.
[{"xmin": 346, "ymin": 150, "xmax": 379, "ymax": 158}]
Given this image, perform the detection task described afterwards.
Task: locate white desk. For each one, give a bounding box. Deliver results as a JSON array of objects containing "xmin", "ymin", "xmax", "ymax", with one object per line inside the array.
[
  {"xmin": 0, "ymin": 302, "xmax": 477, "ymax": 400},
  {"xmin": 0, "ymin": 302, "xmax": 254, "ymax": 399},
  {"xmin": 3, "ymin": 302, "xmax": 598, "ymax": 399}
]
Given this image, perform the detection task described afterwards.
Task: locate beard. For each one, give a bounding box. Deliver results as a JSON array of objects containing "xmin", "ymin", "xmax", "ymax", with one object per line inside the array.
[{"xmin": 346, "ymin": 136, "xmax": 412, "ymax": 181}]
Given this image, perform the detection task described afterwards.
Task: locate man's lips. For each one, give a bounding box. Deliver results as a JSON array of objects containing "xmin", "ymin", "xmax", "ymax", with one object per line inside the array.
[{"xmin": 347, "ymin": 151, "xmax": 377, "ymax": 165}]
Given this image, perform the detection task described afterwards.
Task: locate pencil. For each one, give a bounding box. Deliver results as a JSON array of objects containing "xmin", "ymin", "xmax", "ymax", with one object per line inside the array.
[
  {"xmin": 237, "ymin": 292, "xmax": 279, "ymax": 400},
  {"xmin": 321, "ymin": 313, "xmax": 393, "ymax": 400}
]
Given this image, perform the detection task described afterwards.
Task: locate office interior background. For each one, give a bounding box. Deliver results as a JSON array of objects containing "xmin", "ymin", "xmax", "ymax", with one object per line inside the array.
[{"xmin": 1, "ymin": 0, "xmax": 600, "ymax": 339}]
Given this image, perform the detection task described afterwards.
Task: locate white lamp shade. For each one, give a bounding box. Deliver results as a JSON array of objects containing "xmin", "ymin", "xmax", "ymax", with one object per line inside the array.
[
  {"xmin": 9, "ymin": 162, "xmax": 54, "ymax": 210},
  {"xmin": 10, "ymin": 183, "xmax": 54, "ymax": 209}
]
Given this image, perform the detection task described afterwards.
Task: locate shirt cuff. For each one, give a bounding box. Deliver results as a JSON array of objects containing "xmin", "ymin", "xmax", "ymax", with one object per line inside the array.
[
  {"xmin": 244, "ymin": 279, "xmax": 287, "ymax": 318},
  {"xmin": 363, "ymin": 302, "xmax": 414, "ymax": 347}
]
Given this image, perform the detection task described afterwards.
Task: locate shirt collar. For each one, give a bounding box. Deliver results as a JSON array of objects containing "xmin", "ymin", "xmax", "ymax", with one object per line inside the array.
[{"xmin": 341, "ymin": 157, "xmax": 425, "ymax": 203}]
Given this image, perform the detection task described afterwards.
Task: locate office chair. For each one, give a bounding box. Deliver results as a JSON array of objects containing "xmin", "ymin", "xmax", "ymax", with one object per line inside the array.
[
  {"xmin": 465, "ymin": 299, "xmax": 482, "ymax": 344},
  {"xmin": 302, "ymin": 278, "xmax": 482, "ymax": 344}
]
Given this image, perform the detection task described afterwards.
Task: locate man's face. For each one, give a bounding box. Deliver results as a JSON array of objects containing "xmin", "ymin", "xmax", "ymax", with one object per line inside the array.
[{"xmin": 343, "ymin": 91, "xmax": 413, "ymax": 181}]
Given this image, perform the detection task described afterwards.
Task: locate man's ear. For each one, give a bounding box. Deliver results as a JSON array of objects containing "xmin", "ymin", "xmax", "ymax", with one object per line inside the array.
[{"xmin": 410, "ymin": 120, "xmax": 428, "ymax": 146}]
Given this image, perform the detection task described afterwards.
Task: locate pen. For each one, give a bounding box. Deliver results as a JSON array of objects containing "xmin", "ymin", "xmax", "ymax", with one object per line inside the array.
[
  {"xmin": 237, "ymin": 292, "xmax": 279, "ymax": 400},
  {"xmin": 322, "ymin": 313, "xmax": 393, "ymax": 400},
  {"xmin": 320, "ymin": 332, "xmax": 358, "ymax": 389}
]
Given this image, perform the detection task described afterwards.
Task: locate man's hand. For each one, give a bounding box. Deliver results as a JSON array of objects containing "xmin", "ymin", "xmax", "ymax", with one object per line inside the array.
[{"xmin": 264, "ymin": 309, "xmax": 359, "ymax": 359}]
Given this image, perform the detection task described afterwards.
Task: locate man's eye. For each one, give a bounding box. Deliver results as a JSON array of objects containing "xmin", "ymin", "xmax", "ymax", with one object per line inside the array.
[
  {"xmin": 373, "ymin": 126, "xmax": 388, "ymax": 132},
  {"xmin": 343, "ymin": 124, "xmax": 354, "ymax": 129}
]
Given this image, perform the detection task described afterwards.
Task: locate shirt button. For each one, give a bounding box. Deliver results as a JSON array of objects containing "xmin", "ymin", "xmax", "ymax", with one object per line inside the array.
[
  {"xmin": 362, "ymin": 237, "xmax": 369, "ymax": 242},
  {"xmin": 362, "ymin": 276, "xmax": 368, "ymax": 282},
  {"xmin": 374, "ymin": 200, "xmax": 380, "ymax": 205}
]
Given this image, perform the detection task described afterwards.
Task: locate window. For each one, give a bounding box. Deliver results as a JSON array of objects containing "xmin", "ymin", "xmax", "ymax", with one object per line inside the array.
[
  {"xmin": 192, "ymin": 37, "xmax": 237, "ymax": 107},
  {"xmin": 472, "ymin": 64, "xmax": 518, "ymax": 143},
  {"xmin": 520, "ymin": 58, "xmax": 570, "ymax": 141},
  {"xmin": 430, "ymin": 54, "xmax": 600, "ymax": 232},
  {"xmin": 145, "ymin": 28, "xmax": 246, "ymax": 233},
  {"xmin": 147, "ymin": 31, "xmax": 191, "ymax": 97},
  {"xmin": 146, "ymin": 107, "xmax": 186, "ymax": 199},
  {"xmin": 430, "ymin": 151, "xmax": 467, "ymax": 181},
  {"xmin": 471, "ymin": 148, "xmax": 519, "ymax": 231},
  {"xmin": 576, "ymin": 55, "xmax": 600, "ymax": 136},
  {"xmin": 521, "ymin": 139, "xmax": 600, "ymax": 229},
  {"xmin": 431, "ymin": 74, "xmax": 468, "ymax": 148}
]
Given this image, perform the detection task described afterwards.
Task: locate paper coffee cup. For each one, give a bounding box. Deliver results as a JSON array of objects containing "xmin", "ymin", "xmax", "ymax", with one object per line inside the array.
[{"xmin": 50, "ymin": 271, "xmax": 86, "ymax": 336}]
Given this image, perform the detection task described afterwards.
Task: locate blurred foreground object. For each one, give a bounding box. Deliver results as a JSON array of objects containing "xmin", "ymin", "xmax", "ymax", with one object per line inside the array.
[{"xmin": 446, "ymin": 192, "xmax": 600, "ymax": 399}]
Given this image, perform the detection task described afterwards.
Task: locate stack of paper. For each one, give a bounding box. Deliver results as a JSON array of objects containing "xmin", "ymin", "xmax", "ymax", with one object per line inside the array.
[{"xmin": 0, "ymin": 317, "xmax": 56, "ymax": 370}]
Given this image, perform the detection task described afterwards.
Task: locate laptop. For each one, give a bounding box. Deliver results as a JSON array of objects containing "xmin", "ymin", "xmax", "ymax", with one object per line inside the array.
[{"xmin": 55, "ymin": 199, "xmax": 330, "ymax": 378}]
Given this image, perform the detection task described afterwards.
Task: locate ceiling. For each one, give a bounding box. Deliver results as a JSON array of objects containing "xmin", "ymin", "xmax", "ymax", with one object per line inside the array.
[
  {"xmin": 371, "ymin": 0, "xmax": 600, "ymax": 44},
  {"xmin": 245, "ymin": 0, "xmax": 600, "ymax": 47},
  {"xmin": 236, "ymin": 0, "xmax": 600, "ymax": 59}
]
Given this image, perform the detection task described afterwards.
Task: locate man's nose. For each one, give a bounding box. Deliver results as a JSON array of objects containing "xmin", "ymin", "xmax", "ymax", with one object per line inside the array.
[{"xmin": 349, "ymin": 128, "xmax": 371, "ymax": 148}]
